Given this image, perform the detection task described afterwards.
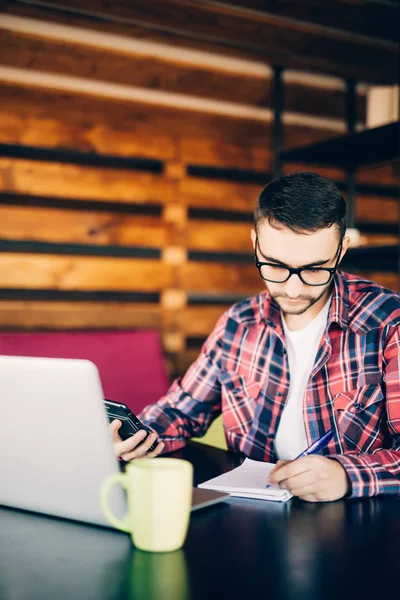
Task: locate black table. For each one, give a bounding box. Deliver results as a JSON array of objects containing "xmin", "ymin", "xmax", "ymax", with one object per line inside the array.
[{"xmin": 1, "ymin": 442, "xmax": 399, "ymax": 600}]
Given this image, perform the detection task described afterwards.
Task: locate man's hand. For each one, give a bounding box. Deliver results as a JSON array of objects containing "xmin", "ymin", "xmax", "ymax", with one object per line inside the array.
[
  {"xmin": 110, "ymin": 419, "xmax": 165, "ymax": 462},
  {"xmin": 268, "ymin": 455, "xmax": 350, "ymax": 502}
]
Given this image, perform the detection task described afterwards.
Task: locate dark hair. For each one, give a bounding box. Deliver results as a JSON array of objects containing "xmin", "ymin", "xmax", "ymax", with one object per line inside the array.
[{"xmin": 254, "ymin": 172, "xmax": 346, "ymax": 240}]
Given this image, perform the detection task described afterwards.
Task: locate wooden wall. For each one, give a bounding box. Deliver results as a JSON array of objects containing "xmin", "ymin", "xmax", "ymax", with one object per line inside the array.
[{"xmin": 0, "ymin": 7, "xmax": 398, "ymax": 379}]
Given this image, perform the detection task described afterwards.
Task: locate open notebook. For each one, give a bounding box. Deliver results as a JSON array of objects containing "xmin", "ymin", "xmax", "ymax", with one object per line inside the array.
[{"xmin": 198, "ymin": 458, "xmax": 292, "ymax": 502}]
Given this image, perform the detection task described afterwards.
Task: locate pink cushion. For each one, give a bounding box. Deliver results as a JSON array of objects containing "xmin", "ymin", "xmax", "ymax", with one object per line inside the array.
[{"xmin": 0, "ymin": 330, "xmax": 169, "ymax": 413}]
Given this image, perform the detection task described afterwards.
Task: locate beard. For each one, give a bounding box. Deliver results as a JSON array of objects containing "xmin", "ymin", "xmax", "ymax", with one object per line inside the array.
[{"xmin": 271, "ymin": 284, "xmax": 330, "ymax": 316}]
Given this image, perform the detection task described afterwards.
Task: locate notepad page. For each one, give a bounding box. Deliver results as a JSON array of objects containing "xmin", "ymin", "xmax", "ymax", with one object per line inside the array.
[{"xmin": 198, "ymin": 458, "xmax": 292, "ymax": 502}]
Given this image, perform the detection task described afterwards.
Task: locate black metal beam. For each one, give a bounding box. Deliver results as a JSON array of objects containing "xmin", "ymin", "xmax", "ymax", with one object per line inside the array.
[
  {"xmin": 0, "ymin": 143, "xmax": 163, "ymax": 172},
  {"xmin": 0, "ymin": 240, "xmax": 161, "ymax": 258},
  {"xmin": 0, "ymin": 289, "xmax": 160, "ymax": 302},
  {"xmin": 280, "ymin": 122, "xmax": 400, "ymax": 169},
  {"xmin": 272, "ymin": 65, "xmax": 284, "ymax": 179}
]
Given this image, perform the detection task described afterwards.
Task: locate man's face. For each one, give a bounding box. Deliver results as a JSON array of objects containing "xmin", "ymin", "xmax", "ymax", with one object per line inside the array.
[{"xmin": 251, "ymin": 220, "xmax": 349, "ymax": 316}]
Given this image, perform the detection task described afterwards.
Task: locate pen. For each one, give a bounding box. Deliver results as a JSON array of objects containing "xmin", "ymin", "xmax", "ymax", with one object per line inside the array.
[
  {"xmin": 266, "ymin": 429, "xmax": 334, "ymax": 488},
  {"xmin": 294, "ymin": 429, "xmax": 334, "ymax": 459}
]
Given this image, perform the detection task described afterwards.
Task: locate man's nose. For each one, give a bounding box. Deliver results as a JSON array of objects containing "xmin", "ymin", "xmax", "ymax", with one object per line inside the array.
[{"xmin": 284, "ymin": 274, "xmax": 304, "ymax": 298}]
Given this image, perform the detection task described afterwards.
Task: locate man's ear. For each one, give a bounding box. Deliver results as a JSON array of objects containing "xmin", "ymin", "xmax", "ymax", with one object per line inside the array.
[
  {"xmin": 339, "ymin": 235, "xmax": 351, "ymax": 263},
  {"xmin": 250, "ymin": 229, "xmax": 257, "ymax": 250}
]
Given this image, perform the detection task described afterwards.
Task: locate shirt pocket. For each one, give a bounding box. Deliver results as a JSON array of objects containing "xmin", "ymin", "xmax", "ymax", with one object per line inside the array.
[
  {"xmin": 333, "ymin": 384, "xmax": 385, "ymax": 453},
  {"xmin": 219, "ymin": 370, "xmax": 262, "ymax": 435}
]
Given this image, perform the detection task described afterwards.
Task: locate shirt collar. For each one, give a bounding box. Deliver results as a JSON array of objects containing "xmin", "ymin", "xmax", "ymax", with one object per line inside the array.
[{"xmin": 258, "ymin": 270, "xmax": 350, "ymax": 331}]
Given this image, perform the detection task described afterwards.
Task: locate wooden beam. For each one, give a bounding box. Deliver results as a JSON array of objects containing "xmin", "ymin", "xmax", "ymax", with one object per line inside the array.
[
  {"xmin": 182, "ymin": 262, "xmax": 262, "ymax": 294},
  {"xmin": 0, "ymin": 205, "xmax": 170, "ymax": 247},
  {"xmin": 0, "ymin": 253, "xmax": 174, "ymax": 291},
  {"xmin": 0, "ymin": 300, "xmax": 162, "ymax": 329},
  {"xmin": 0, "ymin": 65, "xmax": 275, "ymax": 123},
  {"xmin": 183, "ymin": 305, "xmax": 230, "ymax": 336},
  {"xmin": 0, "ymin": 88, "xmax": 178, "ymax": 161},
  {"xmin": 0, "ymin": 65, "xmax": 357, "ymax": 132},
  {"xmin": 1, "ymin": 201, "xmax": 395, "ymax": 253},
  {"xmin": 0, "ymin": 158, "xmax": 174, "ymax": 204},
  {"xmin": 0, "ymin": 82, "xmax": 349, "ymax": 169},
  {"xmin": 354, "ymin": 196, "xmax": 399, "ymax": 225},
  {"xmin": 3, "ymin": 0, "xmax": 397, "ymax": 83},
  {"xmin": 182, "ymin": 178, "xmax": 262, "ymax": 212},
  {"xmin": 0, "ymin": 18, "xmax": 366, "ymax": 121}
]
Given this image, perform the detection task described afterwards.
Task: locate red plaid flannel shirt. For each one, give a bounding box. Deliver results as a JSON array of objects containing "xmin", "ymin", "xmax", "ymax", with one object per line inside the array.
[{"xmin": 140, "ymin": 271, "xmax": 400, "ymax": 498}]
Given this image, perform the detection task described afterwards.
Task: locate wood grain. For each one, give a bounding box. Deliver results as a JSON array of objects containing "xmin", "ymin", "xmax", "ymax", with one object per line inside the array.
[
  {"xmin": 0, "ymin": 300, "xmax": 162, "ymax": 329},
  {"xmin": 182, "ymin": 178, "xmax": 263, "ymax": 212},
  {"xmin": 0, "ymin": 29, "xmax": 366, "ymax": 120},
  {"xmin": 183, "ymin": 305, "xmax": 230, "ymax": 336},
  {"xmin": 182, "ymin": 262, "xmax": 262, "ymax": 294},
  {"xmin": 355, "ymin": 196, "xmax": 399, "ymax": 224},
  {"xmin": 0, "ymin": 205, "xmax": 170, "ymax": 247},
  {"xmin": 0, "ymin": 253, "xmax": 173, "ymax": 291},
  {"xmin": 0, "ymin": 158, "xmax": 174, "ymax": 204},
  {"xmin": 354, "ymin": 272, "xmax": 399, "ymax": 292},
  {"xmin": 6, "ymin": 2, "xmax": 398, "ymax": 83},
  {"xmin": 12, "ymin": 0, "xmax": 397, "ymax": 83}
]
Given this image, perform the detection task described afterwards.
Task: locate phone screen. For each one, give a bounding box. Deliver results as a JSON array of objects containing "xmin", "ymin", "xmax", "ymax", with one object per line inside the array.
[{"xmin": 104, "ymin": 399, "xmax": 158, "ymax": 451}]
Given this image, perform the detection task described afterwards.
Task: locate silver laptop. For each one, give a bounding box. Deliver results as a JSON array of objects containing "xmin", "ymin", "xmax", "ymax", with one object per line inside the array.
[{"xmin": 0, "ymin": 356, "xmax": 228, "ymax": 528}]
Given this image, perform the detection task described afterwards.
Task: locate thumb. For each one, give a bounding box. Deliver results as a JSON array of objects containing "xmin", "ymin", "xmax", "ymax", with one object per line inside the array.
[{"xmin": 109, "ymin": 419, "xmax": 122, "ymax": 443}]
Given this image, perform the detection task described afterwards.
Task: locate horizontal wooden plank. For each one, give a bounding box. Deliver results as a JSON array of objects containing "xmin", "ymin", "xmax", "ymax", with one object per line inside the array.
[
  {"xmin": 0, "ymin": 83, "xmax": 269, "ymax": 169},
  {"xmin": 356, "ymin": 163, "xmax": 400, "ymax": 188},
  {"xmin": 2, "ymin": 204, "xmax": 394, "ymax": 256},
  {"xmin": 8, "ymin": 3, "xmax": 399, "ymax": 83},
  {"xmin": 0, "ymin": 27, "xmax": 366, "ymax": 121},
  {"xmin": 0, "ymin": 158, "xmax": 174, "ymax": 204},
  {"xmin": 9, "ymin": 0, "xmax": 397, "ymax": 83},
  {"xmin": 355, "ymin": 196, "xmax": 399, "ymax": 224},
  {"xmin": 187, "ymin": 220, "xmax": 252, "ymax": 252},
  {"xmin": 360, "ymin": 235, "xmax": 399, "ymax": 248},
  {"xmin": 0, "ymin": 83, "xmax": 342, "ymax": 170},
  {"xmin": 187, "ymin": 219, "xmax": 398, "ymax": 252},
  {"xmin": 182, "ymin": 266, "xmax": 398, "ymax": 295},
  {"xmin": 354, "ymin": 272, "xmax": 399, "ymax": 292},
  {"xmin": 0, "ymin": 253, "xmax": 173, "ymax": 291},
  {"xmin": 0, "ymin": 28, "xmax": 268, "ymax": 107},
  {"xmin": 284, "ymin": 82, "xmax": 365, "ymax": 123},
  {"xmin": 0, "ymin": 84, "xmax": 178, "ymax": 162},
  {"xmin": 0, "ymin": 205, "xmax": 170, "ymax": 247},
  {"xmin": 182, "ymin": 178, "xmax": 263, "ymax": 212},
  {"xmin": 0, "ymin": 300, "xmax": 162, "ymax": 329},
  {"xmin": 182, "ymin": 262, "xmax": 262, "ymax": 294},
  {"xmin": 177, "ymin": 347, "xmax": 202, "ymax": 376},
  {"xmin": 183, "ymin": 305, "xmax": 229, "ymax": 337}
]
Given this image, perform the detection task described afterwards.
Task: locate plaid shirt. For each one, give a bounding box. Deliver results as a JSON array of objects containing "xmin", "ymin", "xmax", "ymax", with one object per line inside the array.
[{"xmin": 140, "ymin": 271, "xmax": 400, "ymax": 498}]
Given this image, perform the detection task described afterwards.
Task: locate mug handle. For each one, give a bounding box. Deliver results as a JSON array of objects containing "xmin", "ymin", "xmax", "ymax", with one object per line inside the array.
[{"xmin": 100, "ymin": 473, "xmax": 131, "ymax": 532}]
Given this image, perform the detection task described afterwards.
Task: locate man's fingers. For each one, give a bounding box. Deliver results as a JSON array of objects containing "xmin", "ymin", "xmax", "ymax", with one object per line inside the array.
[
  {"xmin": 269, "ymin": 459, "xmax": 288, "ymax": 477},
  {"xmin": 123, "ymin": 440, "xmax": 165, "ymax": 462},
  {"xmin": 113, "ymin": 429, "xmax": 147, "ymax": 457},
  {"xmin": 278, "ymin": 469, "xmax": 317, "ymax": 492},
  {"xmin": 109, "ymin": 419, "xmax": 123, "ymax": 443},
  {"xmin": 268, "ymin": 456, "xmax": 314, "ymax": 484},
  {"xmin": 119, "ymin": 432, "xmax": 159, "ymax": 462},
  {"xmin": 145, "ymin": 441, "xmax": 165, "ymax": 458}
]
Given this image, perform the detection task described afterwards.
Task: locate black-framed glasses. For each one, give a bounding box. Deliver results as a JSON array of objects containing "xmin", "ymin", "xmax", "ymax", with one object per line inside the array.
[{"xmin": 254, "ymin": 237, "xmax": 342, "ymax": 286}]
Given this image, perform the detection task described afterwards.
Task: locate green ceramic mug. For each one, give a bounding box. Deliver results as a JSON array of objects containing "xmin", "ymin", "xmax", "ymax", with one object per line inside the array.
[{"xmin": 101, "ymin": 458, "xmax": 193, "ymax": 552}]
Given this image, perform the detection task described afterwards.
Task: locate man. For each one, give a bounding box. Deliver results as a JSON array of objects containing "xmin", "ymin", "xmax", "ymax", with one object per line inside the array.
[{"xmin": 111, "ymin": 172, "xmax": 400, "ymax": 502}]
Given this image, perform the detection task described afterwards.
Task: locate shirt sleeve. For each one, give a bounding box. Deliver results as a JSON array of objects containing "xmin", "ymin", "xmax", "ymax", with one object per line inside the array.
[
  {"xmin": 138, "ymin": 311, "xmax": 228, "ymax": 453},
  {"xmin": 332, "ymin": 324, "xmax": 400, "ymax": 497}
]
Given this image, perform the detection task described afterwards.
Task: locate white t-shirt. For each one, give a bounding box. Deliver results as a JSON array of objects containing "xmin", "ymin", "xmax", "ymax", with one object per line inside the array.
[{"xmin": 274, "ymin": 298, "xmax": 331, "ymax": 460}]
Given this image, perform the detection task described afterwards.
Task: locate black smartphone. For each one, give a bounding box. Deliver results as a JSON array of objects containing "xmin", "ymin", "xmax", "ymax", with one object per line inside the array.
[{"xmin": 104, "ymin": 399, "xmax": 158, "ymax": 452}]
